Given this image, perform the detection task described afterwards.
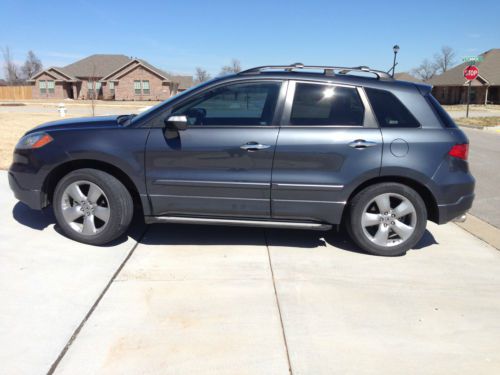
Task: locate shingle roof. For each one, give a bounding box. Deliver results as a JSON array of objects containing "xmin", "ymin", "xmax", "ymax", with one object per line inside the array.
[
  {"xmin": 59, "ymin": 54, "xmax": 132, "ymax": 78},
  {"xmin": 428, "ymin": 48, "xmax": 500, "ymax": 86},
  {"xmin": 394, "ymin": 72, "xmax": 421, "ymax": 83},
  {"xmin": 139, "ymin": 59, "xmax": 194, "ymax": 89}
]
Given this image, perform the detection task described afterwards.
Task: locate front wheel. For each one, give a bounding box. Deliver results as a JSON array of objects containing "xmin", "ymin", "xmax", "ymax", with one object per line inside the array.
[
  {"xmin": 53, "ymin": 168, "xmax": 134, "ymax": 245},
  {"xmin": 346, "ymin": 183, "xmax": 427, "ymax": 256}
]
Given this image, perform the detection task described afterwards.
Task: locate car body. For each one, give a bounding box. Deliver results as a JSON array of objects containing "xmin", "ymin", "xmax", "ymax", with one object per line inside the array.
[{"xmin": 9, "ymin": 64, "xmax": 475, "ymax": 255}]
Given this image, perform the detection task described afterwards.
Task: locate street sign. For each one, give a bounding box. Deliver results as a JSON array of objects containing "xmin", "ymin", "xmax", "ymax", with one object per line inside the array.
[
  {"xmin": 464, "ymin": 65, "xmax": 479, "ymax": 81},
  {"xmin": 462, "ymin": 56, "xmax": 484, "ymax": 64}
]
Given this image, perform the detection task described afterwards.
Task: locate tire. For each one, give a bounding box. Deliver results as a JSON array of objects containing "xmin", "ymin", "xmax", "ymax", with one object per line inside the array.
[
  {"xmin": 346, "ymin": 183, "xmax": 427, "ymax": 256},
  {"xmin": 53, "ymin": 168, "xmax": 133, "ymax": 245}
]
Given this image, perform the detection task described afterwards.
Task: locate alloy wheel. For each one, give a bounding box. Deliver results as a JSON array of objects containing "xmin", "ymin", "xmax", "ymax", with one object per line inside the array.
[
  {"xmin": 361, "ymin": 193, "xmax": 417, "ymax": 247},
  {"xmin": 60, "ymin": 180, "xmax": 110, "ymax": 235}
]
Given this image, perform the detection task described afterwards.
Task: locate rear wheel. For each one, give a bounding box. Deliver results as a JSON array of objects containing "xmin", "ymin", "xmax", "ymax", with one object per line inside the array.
[
  {"xmin": 53, "ymin": 168, "xmax": 133, "ymax": 245},
  {"xmin": 346, "ymin": 183, "xmax": 427, "ymax": 256}
]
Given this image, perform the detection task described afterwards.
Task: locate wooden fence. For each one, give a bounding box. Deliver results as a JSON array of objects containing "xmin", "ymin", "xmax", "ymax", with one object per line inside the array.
[{"xmin": 0, "ymin": 86, "xmax": 32, "ymax": 100}]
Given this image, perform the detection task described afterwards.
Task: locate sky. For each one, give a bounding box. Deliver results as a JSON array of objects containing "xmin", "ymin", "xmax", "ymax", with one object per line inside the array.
[{"xmin": 0, "ymin": 0, "xmax": 499, "ymax": 79}]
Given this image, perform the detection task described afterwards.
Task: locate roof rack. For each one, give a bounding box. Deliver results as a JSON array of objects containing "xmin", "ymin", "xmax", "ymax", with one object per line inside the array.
[{"xmin": 239, "ymin": 63, "xmax": 393, "ymax": 80}]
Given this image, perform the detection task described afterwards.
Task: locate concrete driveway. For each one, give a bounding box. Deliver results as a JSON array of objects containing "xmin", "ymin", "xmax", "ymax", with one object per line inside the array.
[{"xmin": 1, "ymin": 171, "xmax": 500, "ymax": 375}]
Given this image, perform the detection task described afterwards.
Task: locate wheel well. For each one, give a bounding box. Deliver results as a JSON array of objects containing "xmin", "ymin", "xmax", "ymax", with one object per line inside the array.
[
  {"xmin": 345, "ymin": 176, "xmax": 439, "ymax": 223},
  {"xmin": 42, "ymin": 160, "xmax": 143, "ymax": 211}
]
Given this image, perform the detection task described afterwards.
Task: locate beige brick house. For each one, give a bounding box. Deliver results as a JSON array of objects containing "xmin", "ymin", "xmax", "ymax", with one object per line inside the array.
[
  {"xmin": 428, "ymin": 48, "xmax": 500, "ymax": 105},
  {"xmin": 28, "ymin": 54, "xmax": 193, "ymax": 101}
]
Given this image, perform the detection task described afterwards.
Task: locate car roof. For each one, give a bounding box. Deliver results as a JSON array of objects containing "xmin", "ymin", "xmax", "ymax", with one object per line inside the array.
[{"xmin": 216, "ymin": 71, "xmax": 431, "ymax": 94}]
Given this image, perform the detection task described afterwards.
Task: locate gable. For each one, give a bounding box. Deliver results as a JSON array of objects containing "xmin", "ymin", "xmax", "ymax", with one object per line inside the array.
[{"xmin": 109, "ymin": 62, "xmax": 169, "ymax": 81}]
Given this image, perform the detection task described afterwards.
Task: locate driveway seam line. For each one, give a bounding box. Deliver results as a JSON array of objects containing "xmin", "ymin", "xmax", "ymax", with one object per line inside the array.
[
  {"xmin": 46, "ymin": 228, "xmax": 147, "ymax": 375},
  {"xmin": 264, "ymin": 229, "xmax": 293, "ymax": 375}
]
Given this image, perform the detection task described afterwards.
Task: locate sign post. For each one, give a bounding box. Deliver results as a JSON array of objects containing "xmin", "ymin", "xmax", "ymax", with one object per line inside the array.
[{"xmin": 463, "ymin": 65, "xmax": 479, "ymax": 118}]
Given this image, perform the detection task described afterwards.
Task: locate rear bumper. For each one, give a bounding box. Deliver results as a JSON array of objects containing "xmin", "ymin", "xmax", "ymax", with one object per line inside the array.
[
  {"xmin": 8, "ymin": 172, "xmax": 44, "ymax": 210},
  {"xmin": 437, "ymin": 193, "xmax": 475, "ymax": 224}
]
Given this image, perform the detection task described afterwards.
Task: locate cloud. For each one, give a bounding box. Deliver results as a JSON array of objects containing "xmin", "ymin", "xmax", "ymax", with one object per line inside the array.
[{"xmin": 466, "ymin": 33, "xmax": 481, "ymax": 38}]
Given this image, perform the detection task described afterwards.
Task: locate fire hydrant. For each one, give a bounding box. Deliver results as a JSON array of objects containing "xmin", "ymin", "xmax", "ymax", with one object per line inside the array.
[{"xmin": 57, "ymin": 103, "xmax": 67, "ymax": 117}]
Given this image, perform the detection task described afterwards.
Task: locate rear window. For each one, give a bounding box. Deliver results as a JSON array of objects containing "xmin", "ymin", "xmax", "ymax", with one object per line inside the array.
[
  {"xmin": 365, "ymin": 88, "xmax": 420, "ymax": 128},
  {"xmin": 426, "ymin": 94, "xmax": 457, "ymax": 128}
]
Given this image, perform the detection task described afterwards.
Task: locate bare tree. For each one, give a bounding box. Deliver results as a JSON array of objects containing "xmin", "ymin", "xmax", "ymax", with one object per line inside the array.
[
  {"xmin": 88, "ymin": 63, "xmax": 99, "ymax": 116},
  {"xmin": 21, "ymin": 50, "xmax": 42, "ymax": 80},
  {"xmin": 194, "ymin": 67, "xmax": 211, "ymax": 83},
  {"xmin": 1, "ymin": 46, "xmax": 21, "ymax": 84},
  {"xmin": 219, "ymin": 59, "xmax": 242, "ymax": 76},
  {"xmin": 434, "ymin": 46, "xmax": 456, "ymax": 74},
  {"xmin": 412, "ymin": 59, "xmax": 438, "ymax": 81}
]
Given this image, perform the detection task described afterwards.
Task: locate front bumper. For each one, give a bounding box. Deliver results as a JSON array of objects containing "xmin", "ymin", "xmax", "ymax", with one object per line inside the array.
[
  {"xmin": 437, "ymin": 193, "xmax": 475, "ymax": 224},
  {"xmin": 8, "ymin": 171, "xmax": 44, "ymax": 210}
]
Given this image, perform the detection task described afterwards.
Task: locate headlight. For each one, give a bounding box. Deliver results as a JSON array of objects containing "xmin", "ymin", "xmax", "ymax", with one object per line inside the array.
[{"xmin": 16, "ymin": 132, "xmax": 54, "ymax": 149}]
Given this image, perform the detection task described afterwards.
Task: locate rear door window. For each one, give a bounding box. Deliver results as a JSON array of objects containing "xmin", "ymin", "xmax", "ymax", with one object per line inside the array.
[
  {"xmin": 365, "ymin": 88, "xmax": 420, "ymax": 128},
  {"xmin": 289, "ymin": 83, "xmax": 364, "ymax": 126}
]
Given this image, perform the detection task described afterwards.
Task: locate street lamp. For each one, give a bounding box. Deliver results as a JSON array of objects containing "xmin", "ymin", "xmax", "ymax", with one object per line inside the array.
[{"xmin": 392, "ymin": 45, "xmax": 400, "ymax": 77}]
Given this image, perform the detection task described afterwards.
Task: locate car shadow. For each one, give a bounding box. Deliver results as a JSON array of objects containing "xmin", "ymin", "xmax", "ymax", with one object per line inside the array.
[
  {"xmin": 12, "ymin": 202, "xmax": 145, "ymax": 247},
  {"xmin": 12, "ymin": 202, "xmax": 438, "ymax": 254}
]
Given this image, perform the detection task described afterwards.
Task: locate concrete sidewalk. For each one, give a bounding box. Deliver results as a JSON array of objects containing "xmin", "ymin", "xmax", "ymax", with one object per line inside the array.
[{"xmin": 1, "ymin": 171, "xmax": 500, "ymax": 374}]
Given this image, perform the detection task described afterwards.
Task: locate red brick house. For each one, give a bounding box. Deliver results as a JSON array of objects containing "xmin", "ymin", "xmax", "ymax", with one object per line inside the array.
[
  {"xmin": 28, "ymin": 54, "xmax": 193, "ymax": 101},
  {"xmin": 428, "ymin": 48, "xmax": 500, "ymax": 105}
]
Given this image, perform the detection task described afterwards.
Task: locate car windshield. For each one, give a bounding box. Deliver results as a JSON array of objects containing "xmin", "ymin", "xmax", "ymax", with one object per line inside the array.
[{"xmin": 130, "ymin": 77, "xmax": 223, "ymax": 124}]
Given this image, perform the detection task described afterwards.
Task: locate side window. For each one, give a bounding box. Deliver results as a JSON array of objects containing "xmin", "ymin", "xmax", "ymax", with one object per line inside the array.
[
  {"xmin": 289, "ymin": 83, "xmax": 364, "ymax": 126},
  {"xmin": 173, "ymin": 82, "xmax": 281, "ymax": 126},
  {"xmin": 365, "ymin": 88, "xmax": 420, "ymax": 128}
]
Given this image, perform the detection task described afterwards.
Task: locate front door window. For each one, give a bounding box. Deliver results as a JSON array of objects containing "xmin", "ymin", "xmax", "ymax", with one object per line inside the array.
[{"xmin": 173, "ymin": 82, "xmax": 281, "ymax": 126}]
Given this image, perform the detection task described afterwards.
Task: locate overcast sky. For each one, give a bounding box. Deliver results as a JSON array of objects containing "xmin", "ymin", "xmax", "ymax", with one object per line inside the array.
[{"xmin": 0, "ymin": 0, "xmax": 499, "ymax": 78}]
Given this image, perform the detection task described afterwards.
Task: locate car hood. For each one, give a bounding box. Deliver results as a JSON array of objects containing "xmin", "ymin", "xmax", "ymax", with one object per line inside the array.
[{"xmin": 28, "ymin": 115, "xmax": 124, "ymax": 134}]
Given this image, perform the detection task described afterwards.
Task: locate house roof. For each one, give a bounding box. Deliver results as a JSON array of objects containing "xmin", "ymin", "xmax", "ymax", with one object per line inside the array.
[
  {"xmin": 170, "ymin": 74, "xmax": 194, "ymax": 90},
  {"xmin": 394, "ymin": 72, "xmax": 421, "ymax": 83},
  {"xmin": 29, "ymin": 53, "xmax": 194, "ymax": 89},
  {"xmin": 60, "ymin": 54, "xmax": 132, "ymax": 78},
  {"xmin": 428, "ymin": 48, "xmax": 500, "ymax": 86}
]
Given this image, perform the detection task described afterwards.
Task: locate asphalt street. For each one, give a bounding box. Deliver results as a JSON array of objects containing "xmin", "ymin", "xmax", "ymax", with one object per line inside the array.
[
  {"xmin": 463, "ymin": 128, "xmax": 500, "ymax": 228},
  {"xmin": 1, "ymin": 171, "xmax": 500, "ymax": 375}
]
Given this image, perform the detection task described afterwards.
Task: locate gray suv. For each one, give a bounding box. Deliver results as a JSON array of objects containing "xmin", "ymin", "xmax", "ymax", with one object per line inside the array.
[{"xmin": 9, "ymin": 64, "xmax": 475, "ymax": 256}]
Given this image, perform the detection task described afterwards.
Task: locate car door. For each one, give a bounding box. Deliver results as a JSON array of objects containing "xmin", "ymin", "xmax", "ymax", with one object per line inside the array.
[
  {"xmin": 145, "ymin": 80, "xmax": 286, "ymax": 218},
  {"xmin": 271, "ymin": 80, "xmax": 382, "ymax": 223}
]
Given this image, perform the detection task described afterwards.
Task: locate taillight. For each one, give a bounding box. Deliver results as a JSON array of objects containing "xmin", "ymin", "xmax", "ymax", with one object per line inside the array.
[{"xmin": 448, "ymin": 144, "xmax": 469, "ymax": 160}]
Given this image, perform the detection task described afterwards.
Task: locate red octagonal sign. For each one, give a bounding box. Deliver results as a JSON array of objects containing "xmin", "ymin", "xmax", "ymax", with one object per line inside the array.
[{"xmin": 464, "ymin": 65, "xmax": 479, "ymax": 81}]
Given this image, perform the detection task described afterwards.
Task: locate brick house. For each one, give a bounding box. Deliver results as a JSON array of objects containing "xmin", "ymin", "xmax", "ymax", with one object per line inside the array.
[
  {"xmin": 28, "ymin": 54, "xmax": 193, "ymax": 101},
  {"xmin": 428, "ymin": 48, "xmax": 500, "ymax": 105}
]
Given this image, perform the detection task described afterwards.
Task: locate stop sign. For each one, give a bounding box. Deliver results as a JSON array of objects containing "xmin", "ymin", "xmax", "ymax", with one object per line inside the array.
[{"xmin": 464, "ymin": 65, "xmax": 479, "ymax": 81}]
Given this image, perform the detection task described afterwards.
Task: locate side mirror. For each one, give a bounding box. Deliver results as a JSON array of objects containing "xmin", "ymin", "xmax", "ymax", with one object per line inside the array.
[{"xmin": 165, "ymin": 115, "xmax": 188, "ymax": 131}]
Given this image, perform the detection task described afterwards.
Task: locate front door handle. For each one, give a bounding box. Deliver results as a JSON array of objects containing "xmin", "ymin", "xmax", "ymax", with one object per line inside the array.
[
  {"xmin": 240, "ymin": 142, "xmax": 271, "ymax": 151},
  {"xmin": 348, "ymin": 139, "xmax": 377, "ymax": 149}
]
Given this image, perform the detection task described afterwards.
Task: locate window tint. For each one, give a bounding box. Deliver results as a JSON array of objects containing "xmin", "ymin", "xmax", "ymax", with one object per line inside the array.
[
  {"xmin": 173, "ymin": 82, "xmax": 281, "ymax": 126},
  {"xmin": 426, "ymin": 94, "xmax": 457, "ymax": 128},
  {"xmin": 365, "ymin": 88, "xmax": 420, "ymax": 128},
  {"xmin": 289, "ymin": 83, "xmax": 364, "ymax": 126}
]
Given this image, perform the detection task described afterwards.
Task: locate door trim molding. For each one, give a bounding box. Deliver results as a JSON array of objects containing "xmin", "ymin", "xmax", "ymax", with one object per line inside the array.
[
  {"xmin": 153, "ymin": 179, "xmax": 270, "ymax": 189},
  {"xmin": 272, "ymin": 183, "xmax": 344, "ymax": 191}
]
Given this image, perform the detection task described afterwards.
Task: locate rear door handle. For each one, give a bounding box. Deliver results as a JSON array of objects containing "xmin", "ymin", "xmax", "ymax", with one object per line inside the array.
[
  {"xmin": 240, "ymin": 142, "xmax": 271, "ymax": 151},
  {"xmin": 348, "ymin": 139, "xmax": 377, "ymax": 149}
]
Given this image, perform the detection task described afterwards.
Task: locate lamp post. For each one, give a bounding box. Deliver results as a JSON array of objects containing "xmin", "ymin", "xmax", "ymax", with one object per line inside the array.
[{"xmin": 392, "ymin": 45, "xmax": 400, "ymax": 77}]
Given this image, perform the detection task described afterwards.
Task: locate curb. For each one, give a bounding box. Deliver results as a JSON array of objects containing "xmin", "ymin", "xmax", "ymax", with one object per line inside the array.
[{"xmin": 455, "ymin": 214, "xmax": 500, "ymax": 250}]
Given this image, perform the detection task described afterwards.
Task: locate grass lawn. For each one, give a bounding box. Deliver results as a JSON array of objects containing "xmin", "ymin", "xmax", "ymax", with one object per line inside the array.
[{"xmin": 455, "ymin": 117, "xmax": 500, "ymax": 127}]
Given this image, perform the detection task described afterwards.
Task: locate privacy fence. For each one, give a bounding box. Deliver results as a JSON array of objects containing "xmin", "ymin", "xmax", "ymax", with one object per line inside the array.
[{"xmin": 0, "ymin": 86, "xmax": 32, "ymax": 100}]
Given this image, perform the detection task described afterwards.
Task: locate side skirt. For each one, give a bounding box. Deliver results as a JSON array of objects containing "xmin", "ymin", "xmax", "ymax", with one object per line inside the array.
[{"xmin": 144, "ymin": 216, "xmax": 332, "ymax": 230}]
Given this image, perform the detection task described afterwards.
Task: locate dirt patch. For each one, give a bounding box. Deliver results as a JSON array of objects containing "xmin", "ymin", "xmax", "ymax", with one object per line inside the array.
[
  {"xmin": 456, "ymin": 116, "xmax": 500, "ymax": 127},
  {"xmin": 0, "ymin": 113, "xmax": 79, "ymax": 169}
]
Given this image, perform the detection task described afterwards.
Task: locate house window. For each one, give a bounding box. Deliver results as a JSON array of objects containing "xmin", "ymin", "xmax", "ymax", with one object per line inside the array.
[
  {"xmin": 39, "ymin": 80, "xmax": 47, "ymax": 94},
  {"xmin": 134, "ymin": 80, "xmax": 151, "ymax": 95},
  {"xmin": 109, "ymin": 81, "xmax": 115, "ymax": 94},
  {"xmin": 134, "ymin": 80, "xmax": 141, "ymax": 95},
  {"xmin": 47, "ymin": 80, "xmax": 55, "ymax": 94},
  {"xmin": 142, "ymin": 80, "xmax": 150, "ymax": 95}
]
